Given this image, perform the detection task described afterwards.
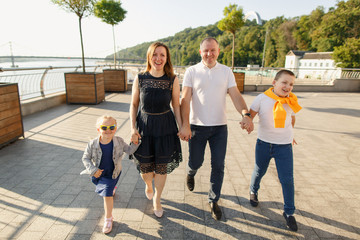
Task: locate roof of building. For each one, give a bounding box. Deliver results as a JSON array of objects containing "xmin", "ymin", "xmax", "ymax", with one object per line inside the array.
[
  {"xmin": 302, "ymin": 52, "xmax": 333, "ymax": 60},
  {"xmin": 286, "ymin": 50, "xmax": 311, "ymax": 57}
]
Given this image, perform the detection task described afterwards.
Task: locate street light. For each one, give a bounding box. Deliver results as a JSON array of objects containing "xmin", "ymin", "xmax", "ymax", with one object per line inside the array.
[{"xmin": 261, "ymin": 28, "xmax": 268, "ymax": 68}]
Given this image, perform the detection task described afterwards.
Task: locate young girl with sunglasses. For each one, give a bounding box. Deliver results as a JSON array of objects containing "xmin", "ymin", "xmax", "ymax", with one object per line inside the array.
[{"xmin": 81, "ymin": 115, "xmax": 140, "ymax": 234}]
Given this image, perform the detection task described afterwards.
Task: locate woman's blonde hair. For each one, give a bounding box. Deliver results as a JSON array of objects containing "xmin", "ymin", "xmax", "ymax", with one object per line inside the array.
[
  {"xmin": 145, "ymin": 42, "xmax": 175, "ymax": 78},
  {"xmin": 96, "ymin": 115, "xmax": 117, "ymax": 128}
]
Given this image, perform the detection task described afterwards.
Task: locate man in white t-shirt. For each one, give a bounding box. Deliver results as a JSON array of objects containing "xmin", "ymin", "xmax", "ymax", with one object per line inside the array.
[{"xmin": 179, "ymin": 37, "xmax": 253, "ymax": 220}]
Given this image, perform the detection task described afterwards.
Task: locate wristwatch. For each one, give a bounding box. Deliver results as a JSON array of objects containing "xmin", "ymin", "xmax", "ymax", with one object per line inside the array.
[{"xmin": 243, "ymin": 113, "xmax": 251, "ymax": 118}]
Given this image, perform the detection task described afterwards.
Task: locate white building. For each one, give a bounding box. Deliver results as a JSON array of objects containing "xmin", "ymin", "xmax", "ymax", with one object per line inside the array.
[{"xmin": 285, "ymin": 50, "xmax": 341, "ymax": 80}]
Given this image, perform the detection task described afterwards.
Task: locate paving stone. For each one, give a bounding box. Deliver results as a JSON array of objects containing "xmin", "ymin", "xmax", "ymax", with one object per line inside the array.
[
  {"xmin": 70, "ymin": 219, "xmax": 98, "ymax": 235},
  {"xmin": 42, "ymin": 224, "xmax": 74, "ymax": 240},
  {"xmin": 0, "ymin": 92, "xmax": 359, "ymax": 239},
  {"xmin": 65, "ymin": 233, "xmax": 92, "ymax": 240},
  {"xmin": 16, "ymin": 231, "xmax": 45, "ymax": 240}
]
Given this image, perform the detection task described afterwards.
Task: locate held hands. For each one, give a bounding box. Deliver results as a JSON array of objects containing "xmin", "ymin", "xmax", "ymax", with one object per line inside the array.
[
  {"xmin": 94, "ymin": 169, "xmax": 103, "ymax": 178},
  {"xmin": 131, "ymin": 129, "xmax": 141, "ymax": 144},
  {"xmin": 293, "ymin": 138, "xmax": 297, "ymax": 145},
  {"xmin": 240, "ymin": 116, "xmax": 254, "ymax": 134},
  {"xmin": 178, "ymin": 125, "xmax": 192, "ymax": 142}
]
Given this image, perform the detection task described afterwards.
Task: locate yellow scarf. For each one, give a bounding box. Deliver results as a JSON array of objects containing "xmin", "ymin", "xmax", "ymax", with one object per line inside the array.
[{"xmin": 264, "ymin": 87, "xmax": 302, "ymax": 128}]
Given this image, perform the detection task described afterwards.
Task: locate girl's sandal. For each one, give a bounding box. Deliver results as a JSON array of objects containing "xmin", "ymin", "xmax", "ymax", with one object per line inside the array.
[{"xmin": 102, "ymin": 217, "xmax": 113, "ymax": 234}]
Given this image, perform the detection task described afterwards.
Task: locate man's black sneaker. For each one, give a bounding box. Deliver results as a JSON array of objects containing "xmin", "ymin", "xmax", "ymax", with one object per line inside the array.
[
  {"xmin": 283, "ymin": 212, "xmax": 298, "ymax": 231},
  {"xmin": 186, "ymin": 175, "xmax": 194, "ymax": 191},
  {"xmin": 209, "ymin": 202, "xmax": 222, "ymax": 220},
  {"xmin": 250, "ymin": 193, "xmax": 259, "ymax": 207}
]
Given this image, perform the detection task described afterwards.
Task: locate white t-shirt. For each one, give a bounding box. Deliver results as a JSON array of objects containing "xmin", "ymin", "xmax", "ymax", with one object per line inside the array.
[
  {"xmin": 182, "ymin": 61, "xmax": 237, "ymax": 126},
  {"xmin": 250, "ymin": 93, "xmax": 295, "ymax": 144}
]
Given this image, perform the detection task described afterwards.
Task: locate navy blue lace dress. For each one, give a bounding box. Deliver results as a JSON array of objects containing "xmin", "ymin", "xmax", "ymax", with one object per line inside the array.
[{"xmin": 133, "ymin": 72, "xmax": 182, "ymax": 174}]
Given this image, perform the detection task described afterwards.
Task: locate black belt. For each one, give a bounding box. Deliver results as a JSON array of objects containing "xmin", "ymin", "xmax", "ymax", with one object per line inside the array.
[{"xmin": 142, "ymin": 109, "xmax": 170, "ymax": 115}]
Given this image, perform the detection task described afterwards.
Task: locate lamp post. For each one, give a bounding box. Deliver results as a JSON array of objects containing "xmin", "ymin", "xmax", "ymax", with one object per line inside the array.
[
  {"xmin": 9, "ymin": 42, "xmax": 15, "ymax": 68},
  {"xmin": 261, "ymin": 28, "xmax": 268, "ymax": 68},
  {"xmin": 176, "ymin": 45, "xmax": 182, "ymax": 66}
]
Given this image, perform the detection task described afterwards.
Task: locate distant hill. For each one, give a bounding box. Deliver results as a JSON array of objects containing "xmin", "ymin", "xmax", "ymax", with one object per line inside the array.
[
  {"xmin": 106, "ymin": 23, "xmax": 225, "ymax": 66},
  {"xmin": 107, "ymin": 21, "xmax": 256, "ymax": 66},
  {"xmin": 108, "ymin": 0, "xmax": 360, "ymax": 68}
]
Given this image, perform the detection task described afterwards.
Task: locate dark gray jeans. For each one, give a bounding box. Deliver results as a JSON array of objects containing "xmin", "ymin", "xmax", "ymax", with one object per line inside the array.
[{"xmin": 187, "ymin": 124, "xmax": 228, "ymax": 203}]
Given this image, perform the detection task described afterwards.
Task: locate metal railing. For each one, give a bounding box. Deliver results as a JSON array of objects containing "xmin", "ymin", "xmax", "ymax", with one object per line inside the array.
[
  {"xmin": 0, "ymin": 63, "xmax": 186, "ymax": 101},
  {"xmin": 233, "ymin": 67, "xmax": 360, "ymax": 85},
  {"xmin": 341, "ymin": 68, "xmax": 360, "ymax": 79},
  {"xmin": 1, "ymin": 64, "xmax": 359, "ymax": 101},
  {"xmin": 0, "ymin": 65, "xmax": 105, "ymax": 100}
]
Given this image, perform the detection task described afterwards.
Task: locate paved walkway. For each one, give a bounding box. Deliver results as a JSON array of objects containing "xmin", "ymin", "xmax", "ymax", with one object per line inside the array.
[{"xmin": 0, "ymin": 92, "xmax": 359, "ymax": 240}]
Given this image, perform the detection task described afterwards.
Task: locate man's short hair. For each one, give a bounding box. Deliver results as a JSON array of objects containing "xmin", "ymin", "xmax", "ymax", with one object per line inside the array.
[{"xmin": 200, "ymin": 37, "xmax": 219, "ymax": 48}]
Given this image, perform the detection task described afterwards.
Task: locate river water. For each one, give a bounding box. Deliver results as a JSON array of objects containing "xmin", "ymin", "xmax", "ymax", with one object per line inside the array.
[
  {"xmin": 0, "ymin": 58, "xmax": 142, "ymax": 100},
  {"xmin": 0, "ymin": 58, "xmax": 99, "ymax": 68}
]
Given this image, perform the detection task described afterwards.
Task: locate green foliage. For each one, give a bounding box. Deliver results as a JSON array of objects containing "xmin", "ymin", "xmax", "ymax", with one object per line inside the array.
[
  {"xmin": 273, "ymin": 20, "xmax": 298, "ymax": 67},
  {"xmin": 51, "ymin": 0, "xmax": 95, "ymax": 18},
  {"xmin": 293, "ymin": 7, "xmax": 325, "ymax": 51},
  {"xmin": 114, "ymin": 0, "xmax": 359, "ymax": 68},
  {"xmin": 311, "ymin": 0, "xmax": 360, "ymax": 51},
  {"xmin": 94, "ymin": 0, "xmax": 126, "ymax": 26},
  {"xmin": 217, "ymin": 4, "xmax": 245, "ymax": 69},
  {"xmin": 110, "ymin": 24, "xmax": 223, "ymax": 65},
  {"xmin": 94, "ymin": 0, "xmax": 126, "ymax": 66},
  {"xmin": 218, "ymin": 33, "xmax": 232, "ymax": 49},
  {"xmin": 333, "ymin": 38, "xmax": 360, "ymax": 68},
  {"xmin": 217, "ymin": 4, "xmax": 245, "ymax": 34}
]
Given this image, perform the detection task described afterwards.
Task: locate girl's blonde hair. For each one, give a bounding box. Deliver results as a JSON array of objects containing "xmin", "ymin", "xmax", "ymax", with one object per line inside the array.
[{"xmin": 96, "ymin": 115, "xmax": 117, "ymax": 128}]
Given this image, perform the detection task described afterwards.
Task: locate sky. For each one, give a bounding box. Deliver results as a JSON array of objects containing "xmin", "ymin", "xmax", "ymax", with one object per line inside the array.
[{"xmin": 0, "ymin": 0, "xmax": 339, "ymax": 58}]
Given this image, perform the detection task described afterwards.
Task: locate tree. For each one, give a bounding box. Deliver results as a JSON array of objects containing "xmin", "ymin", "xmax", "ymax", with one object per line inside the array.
[
  {"xmin": 333, "ymin": 38, "xmax": 360, "ymax": 68},
  {"xmin": 311, "ymin": 0, "xmax": 360, "ymax": 51},
  {"xmin": 262, "ymin": 17, "xmax": 286, "ymax": 67},
  {"xmin": 52, "ymin": 0, "xmax": 96, "ymax": 73},
  {"xmin": 114, "ymin": 0, "xmax": 357, "ymax": 68},
  {"xmin": 238, "ymin": 25, "xmax": 265, "ymax": 65},
  {"xmin": 94, "ymin": 0, "xmax": 127, "ymax": 68},
  {"xmin": 293, "ymin": 7, "xmax": 325, "ymax": 51},
  {"xmin": 272, "ymin": 20, "xmax": 298, "ymax": 67},
  {"xmin": 217, "ymin": 4, "xmax": 245, "ymax": 69},
  {"xmin": 218, "ymin": 33, "xmax": 232, "ymax": 50}
]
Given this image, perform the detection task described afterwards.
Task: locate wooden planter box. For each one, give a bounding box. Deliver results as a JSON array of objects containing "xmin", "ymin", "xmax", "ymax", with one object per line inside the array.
[
  {"xmin": 233, "ymin": 72, "xmax": 245, "ymax": 93},
  {"xmin": 0, "ymin": 83, "xmax": 24, "ymax": 148},
  {"xmin": 65, "ymin": 72, "xmax": 105, "ymax": 104},
  {"xmin": 103, "ymin": 69, "xmax": 128, "ymax": 92}
]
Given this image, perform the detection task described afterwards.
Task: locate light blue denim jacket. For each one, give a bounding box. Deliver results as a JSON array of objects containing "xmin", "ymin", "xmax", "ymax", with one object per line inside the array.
[{"xmin": 80, "ymin": 136, "xmax": 139, "ymax": 179}]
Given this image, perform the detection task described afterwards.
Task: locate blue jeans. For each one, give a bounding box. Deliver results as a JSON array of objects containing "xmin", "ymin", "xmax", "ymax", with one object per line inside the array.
[
  {"xmin": 250, "ymin": 139, "xmax": 295, "ymax": 215},
  {"xmin": 187, "ymin": 124, "xmax": 228, "ymax": 203}
]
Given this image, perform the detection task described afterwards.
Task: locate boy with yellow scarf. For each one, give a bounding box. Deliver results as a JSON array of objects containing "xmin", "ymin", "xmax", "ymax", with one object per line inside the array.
[{"xmin": 248, "ymin": 69, "xmax": 301, "ymax": 231}]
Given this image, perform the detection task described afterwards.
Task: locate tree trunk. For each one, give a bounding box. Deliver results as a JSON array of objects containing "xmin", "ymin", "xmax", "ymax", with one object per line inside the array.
[
  {"xmin": 112, "ymin": 25, "xmax": 116, "ymax": 69},
  {"xmin": 232, "ymin": 32, "xmax": 235, "ymax": 70},
  {"xmin": 78, "ymin": 17, "xmax": 86, "ymax": 73}
]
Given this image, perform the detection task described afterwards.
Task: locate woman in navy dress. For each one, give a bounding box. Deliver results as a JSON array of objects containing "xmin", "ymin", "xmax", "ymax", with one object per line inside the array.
[{"xmin": 130, "ymin": 42, "xmax": 182, "ymax": 218}]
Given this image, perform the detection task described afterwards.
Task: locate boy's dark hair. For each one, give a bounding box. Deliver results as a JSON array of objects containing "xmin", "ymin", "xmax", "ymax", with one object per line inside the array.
[{"xmin": 274, "ymin": 69, "xmax": 295, "ymax": 81}]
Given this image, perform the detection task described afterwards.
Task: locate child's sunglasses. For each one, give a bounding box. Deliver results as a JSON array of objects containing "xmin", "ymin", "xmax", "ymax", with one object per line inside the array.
[{"xmin": 100, "ymin": 125, "xmax": 116, "ymax": 131}]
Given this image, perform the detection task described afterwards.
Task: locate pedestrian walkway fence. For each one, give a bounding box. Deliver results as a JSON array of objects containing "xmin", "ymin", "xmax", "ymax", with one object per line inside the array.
[
  {"xmin": 234, "ymin": 67, "xmax": 360, "ymax": 85},
  {"xmin": 1, "ymin": 64, "xmax": 359, "ymax": 101}
]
